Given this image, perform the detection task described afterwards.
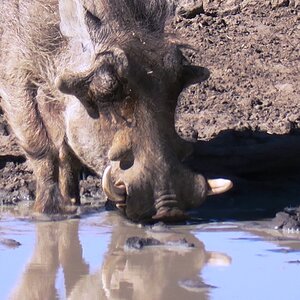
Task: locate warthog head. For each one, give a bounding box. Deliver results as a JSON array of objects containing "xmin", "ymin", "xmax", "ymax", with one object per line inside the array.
[{"xmin": 56, "ymin": 0, "xmax": 232, "ymax": 222}]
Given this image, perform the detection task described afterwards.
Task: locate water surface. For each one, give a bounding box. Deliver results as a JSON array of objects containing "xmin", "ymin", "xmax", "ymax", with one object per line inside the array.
[{"xmin": 0, "ymin": 211, "xmax": 300, "ymax": 300}]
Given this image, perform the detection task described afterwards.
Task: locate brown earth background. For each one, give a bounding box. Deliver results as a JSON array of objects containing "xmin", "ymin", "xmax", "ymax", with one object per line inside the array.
[{"xmin": 0, "ymin": 0, "xmax": 299, "ymax": 226}]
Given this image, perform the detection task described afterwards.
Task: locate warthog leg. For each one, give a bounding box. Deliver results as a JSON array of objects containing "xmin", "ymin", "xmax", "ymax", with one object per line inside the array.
[
  {"xmin": 0, "ymin": 86, "xmax": 78, "ymax": 213},
  {"xmin": 29, "ymin": 154, "xmax": 63, "ymax": 214},
  {"xmin": 59, "ymin": 142, "xmax": 81, "ymax": 206}
]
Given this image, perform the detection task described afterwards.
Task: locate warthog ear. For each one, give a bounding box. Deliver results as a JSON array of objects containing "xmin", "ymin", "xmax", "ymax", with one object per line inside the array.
[
  {"xmin": 181, "ymin": 65, "xmax": 210, "ymax": 88},
  {"xmin": 58, "ymin": 0, "xmax": 95, "ymax": 71}
]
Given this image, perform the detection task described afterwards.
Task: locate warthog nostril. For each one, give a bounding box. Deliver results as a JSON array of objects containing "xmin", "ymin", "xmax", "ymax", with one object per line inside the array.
[
  {"xmin": 119, "ymin": 151, "xmax": 134, "ymax": 170},
  {"xmin": 153, "ymin": 194, "xmax": 187, "ymax": 221},
  {"xmin": 154, "ymin": 194, "xmax": 177, "ymax": 210}
]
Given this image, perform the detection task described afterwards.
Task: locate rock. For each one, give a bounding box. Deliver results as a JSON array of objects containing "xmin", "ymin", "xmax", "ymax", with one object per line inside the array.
[
  {"xmin": 174, "ymin": 0, "xmax": 298, "ymax": 13},
  {"xmin": 272, "ymin": 208, "xmax": 300, "ymax": 231},
  {"xmin": 166, "ymin": 238, "xmax": 195, "ymax": 248},
  {"xmin": 288, "ymin": 260, "xmax": 300, "ymax": 264},
  {"xmin": 179, "ymin": 279, "xmax": 217, "ymax": 292},
  {"xmin": 0, "ymin": 238, "xmax": 22, "ymax": 248},
  {"xmin": 289, "ymin": 0, "xmax": 300, "ymax": 7},
  {"xmin": 239, "ymin": 0, "xmax": 261, "ymax": 8},
  {"xmin": 270, "ymin": 0, "xmax": 290, "ymax": 8},
  {"xmin": 176, "ymin": 0, "xmax": 204, "ymax": 19},
  {"xmin": 125, "ymin": 237, "xmax": 162, "ymax": 250},
  {"xmin": 202, "ymin": 0, "xmax": 219, "ymax": 14},
  {"xmin": 124, "ymin": 236, "xmax": 195, "ymax": 251}
]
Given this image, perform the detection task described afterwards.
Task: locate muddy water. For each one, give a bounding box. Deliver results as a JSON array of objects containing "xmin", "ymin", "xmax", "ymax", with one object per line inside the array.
[{"xmin": 1, "ymin": 211, "xmax": 300, "ymax": 300}]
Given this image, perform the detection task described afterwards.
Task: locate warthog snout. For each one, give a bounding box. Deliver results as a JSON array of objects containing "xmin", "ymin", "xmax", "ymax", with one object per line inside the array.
[
  {"xmin": 103, "ymin": 163, "xmax": 232, "ymax": 222},
  {"xmin": 102, "ymin": 132, "xmax": 232, "ymax": 222}
]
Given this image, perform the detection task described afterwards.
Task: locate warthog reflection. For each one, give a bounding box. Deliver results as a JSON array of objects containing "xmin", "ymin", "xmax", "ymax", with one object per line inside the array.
[
  {"xmin": 10, "ymin": 220, "xmax": 89, "ymax": 300},
  {"xmin": 10, "ymin": 215, "xmax": 231, "ymax": 300}
]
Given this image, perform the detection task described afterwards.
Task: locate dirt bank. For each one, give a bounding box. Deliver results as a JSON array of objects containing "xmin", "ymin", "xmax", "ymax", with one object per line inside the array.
[
  {"xmin": 175, "ymin": 0, "xmax": 299, "ymax": 139},
  {"xmin": 0, "ymin": 0, "xmax": 299, "ymax": 227}
]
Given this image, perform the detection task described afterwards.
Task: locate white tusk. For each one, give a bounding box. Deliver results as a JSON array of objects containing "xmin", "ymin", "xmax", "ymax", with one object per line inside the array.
[
  {"xmin": 116, "ymin": 203, "xmax": 127, "ymax": 209},
  {"xmin": 207, "ymin": 179, "xmax": 233, "ymax": 196},
  {"xmin": 102, "ymin": 166, "xmax": 126, "ymax": 201}
]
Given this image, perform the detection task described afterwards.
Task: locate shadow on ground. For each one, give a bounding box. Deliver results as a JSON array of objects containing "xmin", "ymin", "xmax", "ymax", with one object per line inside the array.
[
  {"xmin": 184, "ymin": 129, "xmax": 300, "ymax": 223},
  {"xmin": 1, "ymin": 129, "xmax": 300, "ymax": 228}
]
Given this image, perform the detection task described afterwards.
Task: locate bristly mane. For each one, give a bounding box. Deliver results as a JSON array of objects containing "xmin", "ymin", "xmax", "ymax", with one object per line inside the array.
[{"xmin": 84, "ymin": 0, "xmax": 173, "ymax": 33}]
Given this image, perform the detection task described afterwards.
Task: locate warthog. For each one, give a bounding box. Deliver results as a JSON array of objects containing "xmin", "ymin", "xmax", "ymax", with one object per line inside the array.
[{"xmin": 0, "ymin": 0, "xmax": 232, "ymax": 221}]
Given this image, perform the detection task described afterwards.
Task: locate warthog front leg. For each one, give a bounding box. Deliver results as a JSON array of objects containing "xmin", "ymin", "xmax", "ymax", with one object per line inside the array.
[
  {"xmin": 30, "ymin": 143, "xmax": 81, "ymax": 212},
  {"xmin": 59, "ymin": 142, "xmax": 81, "ymax": 206},
  {"xmin": 1, "ymin": 85, "xmax": 77, "ymax": 213},
  {"xmin": 30, "ymin": 154, "xmax": 63, "ymax": 214}
]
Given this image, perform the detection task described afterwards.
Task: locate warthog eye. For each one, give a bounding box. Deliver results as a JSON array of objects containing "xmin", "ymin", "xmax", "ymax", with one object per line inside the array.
[
  {"xmin": 56, "ymin": 48, "xmax": 129, "ymax": 116},
  {"xmin": 88, "ymin": 65, "xmax": 123, "ymax": 102}
]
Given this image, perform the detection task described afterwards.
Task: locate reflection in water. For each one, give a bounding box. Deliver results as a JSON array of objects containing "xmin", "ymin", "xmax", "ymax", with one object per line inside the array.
[
  {"xmin": 10, "ymin": 220, "xmax": 89, "ymax": 300},
  {"xmin": 8, "ymin": 214, "xmax": 231, "ymax": 300},
  {"xmin": 97, "ymin": 222, "xmax": 231, "ymax": 300}
]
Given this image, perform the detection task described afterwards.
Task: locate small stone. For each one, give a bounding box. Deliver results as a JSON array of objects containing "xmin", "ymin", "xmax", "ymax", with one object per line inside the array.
[
  {"xmin": 179, "ymin": 279, "xmax": 217, "ymax": 292},
  {"xmin": 289, "ymin": 0, "xmax": 300, "ymax": 8},
  {"xmin": 0, "ymin": 238, "xmax": 22, "ymax": 249},
  {"xmin": 270, "ymin": 0, "xmax": 289, "ymax": 8},
  {"xmin": 125, "ymin": 237, "xmax": 162, "ymax": 250},
  {"xmin": 177, "ymin": 1, "xmax": 204, "ymax": 19}
]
